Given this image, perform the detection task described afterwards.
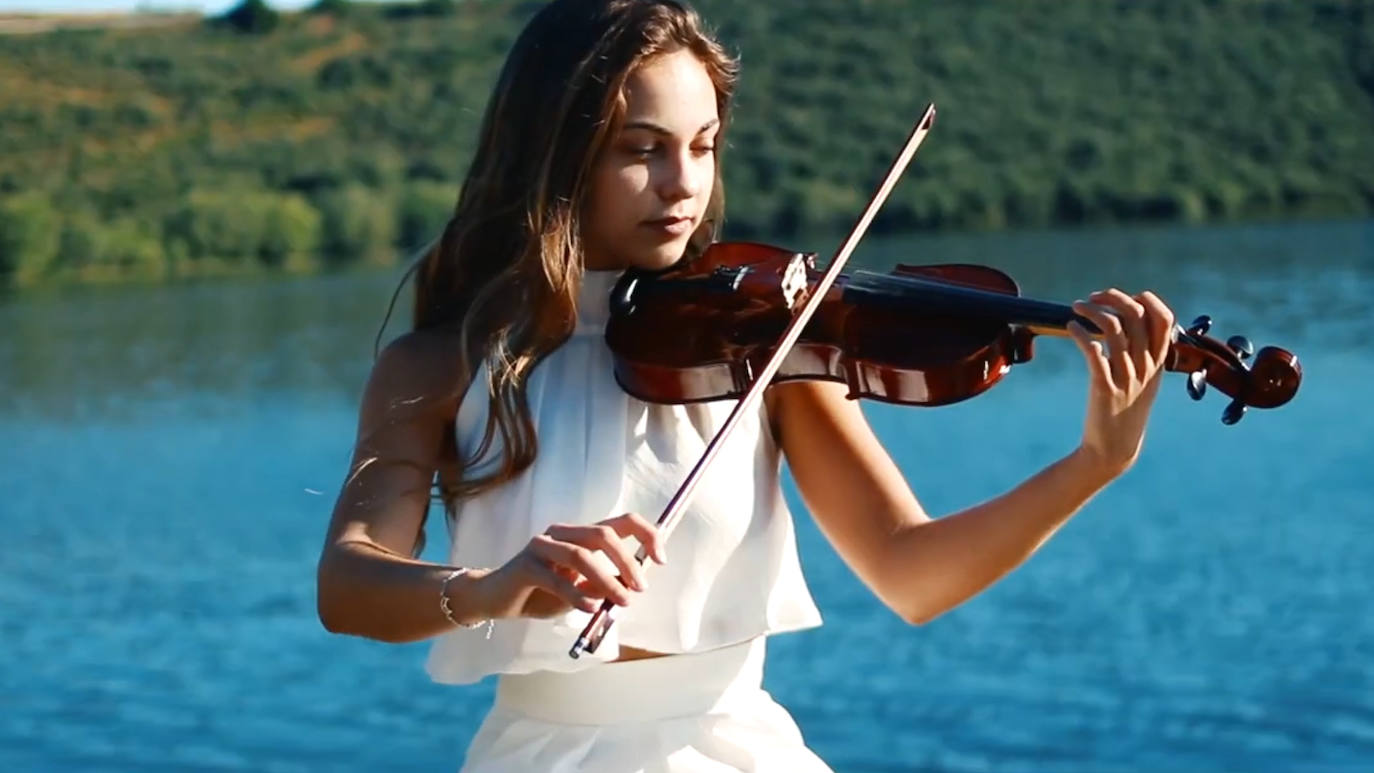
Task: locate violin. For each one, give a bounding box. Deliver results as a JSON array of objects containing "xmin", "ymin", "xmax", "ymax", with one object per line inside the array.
[
  {"xmin": 605, "ymin": 240, "xmax": 1302, "ymax": 425},
  {"xmin": 569, "ymin": 103, "xmax": 1301, "ymax": 659}
]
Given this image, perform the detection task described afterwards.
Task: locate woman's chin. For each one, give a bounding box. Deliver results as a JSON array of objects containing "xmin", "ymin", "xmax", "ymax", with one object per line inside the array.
[
  {"xmin": 589, "ymin": 233, "xmax": 693, "ymax": 272},
  {"xmin": 612, "ymin": 248, "xmax": 684, "ymax": 273}
]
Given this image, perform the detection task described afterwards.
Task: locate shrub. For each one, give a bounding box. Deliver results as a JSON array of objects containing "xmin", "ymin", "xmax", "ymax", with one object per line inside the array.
[
  {"xmin": 396, "ymin": 181, "xmax": 456, "ymax": 252},
  {"xmin": 317, "ymin": 184, "xmax": 398, "ymax": 265},
  {"xmin": 0, "ymin": 193, "xmax": 61, "ymax": 287}
]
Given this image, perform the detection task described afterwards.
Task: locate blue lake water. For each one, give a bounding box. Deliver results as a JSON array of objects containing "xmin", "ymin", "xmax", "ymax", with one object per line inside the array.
[{"xmin": 2, "ymin": 219, "xmax": 1371, "ymax": 772}]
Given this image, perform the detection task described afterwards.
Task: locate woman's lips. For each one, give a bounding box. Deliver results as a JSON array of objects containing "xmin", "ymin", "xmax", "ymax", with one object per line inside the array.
[{"xmin": 641, "ymin": 216, "xmax": 694, "ymax": 236}]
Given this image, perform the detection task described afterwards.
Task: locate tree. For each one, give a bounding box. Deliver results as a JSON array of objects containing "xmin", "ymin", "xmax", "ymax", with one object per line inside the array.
[
  {"xmin": 420, "ymin": 0, "xmax": 459, "ymax": 15},
  {"xmin": 317, "ymin": 184, "xmax": 398, "ymax": 265},
  {"xmin": 396, "ymin": 181, "xmax": 456, "ymax": 251},
  {"xmin": 309, "ymin": 0, "xmax": 354, "ymax": 16},
  {"xmin": 216, "ymin": 0, "xmax": 280, "ymax": 35},
  {"xmin": 0, "ymin": 194, "xmax": 61, "ymax": 287},
  {"xmin": 385, "ymin": 0, "xmax": 458, "ymax": 19}
]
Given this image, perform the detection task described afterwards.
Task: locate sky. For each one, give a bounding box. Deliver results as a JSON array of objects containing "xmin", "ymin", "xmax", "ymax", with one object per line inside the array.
[{"xmin": 0, "ymin": 0, "xmax": 345, "ymax": 13}]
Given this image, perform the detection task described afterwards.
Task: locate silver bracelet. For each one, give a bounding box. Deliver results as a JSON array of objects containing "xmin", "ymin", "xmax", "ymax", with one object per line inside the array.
[{"xmin": 440, "ymin": 568, "xmax": 494, "ymax": 638}]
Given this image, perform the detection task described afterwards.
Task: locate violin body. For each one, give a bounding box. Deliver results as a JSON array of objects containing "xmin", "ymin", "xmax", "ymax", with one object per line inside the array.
[
  {"xmin": 605, "ymin": 241, "xmax": 1302, "ymax": 422},
  {"xmin": 607, "ymin": 242, "xmax": 1032, "ymax": 406}
]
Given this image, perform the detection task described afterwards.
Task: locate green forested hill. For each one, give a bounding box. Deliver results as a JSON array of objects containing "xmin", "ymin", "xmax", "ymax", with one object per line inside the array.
[{"xmin": 0, "ymin": 0, "xmax": 1371, "ymax": 288}]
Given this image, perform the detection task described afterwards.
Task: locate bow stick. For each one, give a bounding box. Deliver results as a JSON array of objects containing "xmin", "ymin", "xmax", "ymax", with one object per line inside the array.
[{"xmin": 570, "ymin": 103, "xmax": 938, "ymax": 659}]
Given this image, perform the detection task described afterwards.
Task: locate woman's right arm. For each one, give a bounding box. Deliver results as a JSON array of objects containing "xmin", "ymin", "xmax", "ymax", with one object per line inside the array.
[
  {"xmin": 316, "ymin": 330, "xmax": 485, "ymax": 643},
  {"xmin": 316, "ymin": 330, "xmax": 664, "ymax": 644}
]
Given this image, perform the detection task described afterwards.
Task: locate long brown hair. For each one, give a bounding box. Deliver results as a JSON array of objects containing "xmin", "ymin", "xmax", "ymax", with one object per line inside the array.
[{"xmin": 414, "ymin": 0, "xmax": 738, "ymax": 516}]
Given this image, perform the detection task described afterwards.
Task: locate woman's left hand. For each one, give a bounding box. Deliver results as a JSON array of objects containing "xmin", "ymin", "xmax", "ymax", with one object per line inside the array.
[{"xmin": 1067, "ymin": 288, "xmax": 1177, "ymax": 481}]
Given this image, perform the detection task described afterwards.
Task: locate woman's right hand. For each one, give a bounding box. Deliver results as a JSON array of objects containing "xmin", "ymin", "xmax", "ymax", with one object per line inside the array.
[{"xmin": 472, "ymin": 513, "xmax": 668, "ymax": 620}]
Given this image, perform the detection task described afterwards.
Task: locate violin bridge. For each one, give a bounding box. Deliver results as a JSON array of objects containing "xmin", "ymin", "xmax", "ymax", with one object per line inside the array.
[{"xmin": 781, "ymin": 253, "xmax": 809, "ymax": 310}]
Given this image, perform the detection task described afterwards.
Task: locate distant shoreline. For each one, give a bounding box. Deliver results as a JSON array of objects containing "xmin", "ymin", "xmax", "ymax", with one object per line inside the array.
[{"xmin": 0, "ymin": 12, "xmax": 200, "ymax": 35}]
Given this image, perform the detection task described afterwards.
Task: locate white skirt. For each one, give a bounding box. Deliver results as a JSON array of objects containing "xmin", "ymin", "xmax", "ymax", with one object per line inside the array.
[{"xmin": 459, "ymin": 637, "xmax": 833, "ymax": 772}]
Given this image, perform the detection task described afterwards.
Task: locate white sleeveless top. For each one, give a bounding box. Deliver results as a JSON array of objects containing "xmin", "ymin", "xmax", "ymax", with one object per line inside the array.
[{"xmin": 425, "ymin": 269, "xmax": 823, "ymax": 685}]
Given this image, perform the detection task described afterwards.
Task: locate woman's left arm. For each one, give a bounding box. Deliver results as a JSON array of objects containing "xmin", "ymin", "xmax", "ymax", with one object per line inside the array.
[{"xmin": 768, "ymin": 289, "xmax": 1174, "ymax": 625}]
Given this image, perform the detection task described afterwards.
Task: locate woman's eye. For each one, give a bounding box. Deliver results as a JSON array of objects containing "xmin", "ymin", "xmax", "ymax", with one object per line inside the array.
[{"xmin": 624, "ymin": 143, "xmax": 713, "ymax": 159}]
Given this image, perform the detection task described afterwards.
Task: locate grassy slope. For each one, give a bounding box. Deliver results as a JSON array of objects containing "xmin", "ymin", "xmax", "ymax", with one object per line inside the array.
[{"xmin": 0, "ymin": 0, "xmax": 1370, "ymax": 286}]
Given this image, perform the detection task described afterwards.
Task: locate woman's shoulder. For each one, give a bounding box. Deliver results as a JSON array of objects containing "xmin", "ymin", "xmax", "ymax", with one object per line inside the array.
[{"xmin": 362, "ymin": 326, "xmax": 471, "ymax": 424}]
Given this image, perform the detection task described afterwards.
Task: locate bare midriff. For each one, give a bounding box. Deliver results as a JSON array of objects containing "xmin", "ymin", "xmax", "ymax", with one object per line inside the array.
[{"xmin": 612, "ymin": 645, "xmax": 672, "ymax": 662}]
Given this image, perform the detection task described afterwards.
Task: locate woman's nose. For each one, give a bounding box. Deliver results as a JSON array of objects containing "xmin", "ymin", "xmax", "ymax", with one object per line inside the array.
[{"xmin": 656, "ymin": 150, "xmax": 702, "ymax": 201}]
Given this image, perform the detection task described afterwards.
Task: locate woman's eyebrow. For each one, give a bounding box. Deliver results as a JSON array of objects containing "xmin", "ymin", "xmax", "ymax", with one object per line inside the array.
[{"xmin": 620, "ymin": 118, "xmax": 720, "ymax": 136}]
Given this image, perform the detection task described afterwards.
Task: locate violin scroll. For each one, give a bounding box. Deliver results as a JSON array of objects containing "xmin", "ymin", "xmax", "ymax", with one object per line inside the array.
[{"xmin": 1169, "ymin": 321, "xmax": 1301, "ymax": 424}]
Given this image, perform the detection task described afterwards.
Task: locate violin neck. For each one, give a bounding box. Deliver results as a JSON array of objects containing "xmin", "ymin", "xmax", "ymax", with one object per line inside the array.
[{"xmin": 845, "ymin": 270, "xmax": 1099, "ymax": 335}]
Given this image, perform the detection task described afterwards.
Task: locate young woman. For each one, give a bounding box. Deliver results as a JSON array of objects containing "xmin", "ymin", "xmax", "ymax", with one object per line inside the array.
[{"xmin": 316, "ymin": 0, "xmax": 1176, "ymax": 769}]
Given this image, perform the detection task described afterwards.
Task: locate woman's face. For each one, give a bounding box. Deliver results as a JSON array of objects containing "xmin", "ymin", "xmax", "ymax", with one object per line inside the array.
[{"xmin": 582, "ymin": 49, "xmax": 720, "ymax": 272}]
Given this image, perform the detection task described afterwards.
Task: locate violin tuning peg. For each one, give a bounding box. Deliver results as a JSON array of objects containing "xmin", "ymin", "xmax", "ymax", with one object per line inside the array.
[
  {"xmin": 1221, "ymin": 399, "xmax": 1246, "ymax": 425},
  {"xmin": 1186, "ymin": 370, "xmax": 1207, "ymax": 401},
  {"xmin": 1226, "ymin": 335, "xmax": 1254, "ymax": 360},
  {"xmin": 1187, "ymin": 315, "xmax": 1212, "ymax": 336}
]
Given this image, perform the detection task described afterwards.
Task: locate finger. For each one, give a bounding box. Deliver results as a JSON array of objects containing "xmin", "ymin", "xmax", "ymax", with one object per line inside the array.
[
  {"xmin": 602, "ymin": 512, "xmax": 667, "ymax": 565},
  {"xmin": 546, "ymin": 522, "xmax": 645, "ymax": 591},
  {"xmin": 530, "ymin": 533, "xmax": 632, "ymax": 603},
  {"xmin": 1067, "ymin": 320, "xmax": 1111, "ymax": 387},
  {"xmin": 1136, "ymin": 291, "xmax": 1176, "ymax": 373},
  {"xmin": 1092, "ymin": 289, "xmax": 1148, "ymax": 367},
  {"xmin": 525, "ymin": 558, "xmax": 599, "ymax": 613},
  {"xmin": 529, "ymin": 534, "xmax": 633, "ymax": 606},
  {"xmin": 1072, "ymin": 300, "xmax": 1132, "ymax": 387}
]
